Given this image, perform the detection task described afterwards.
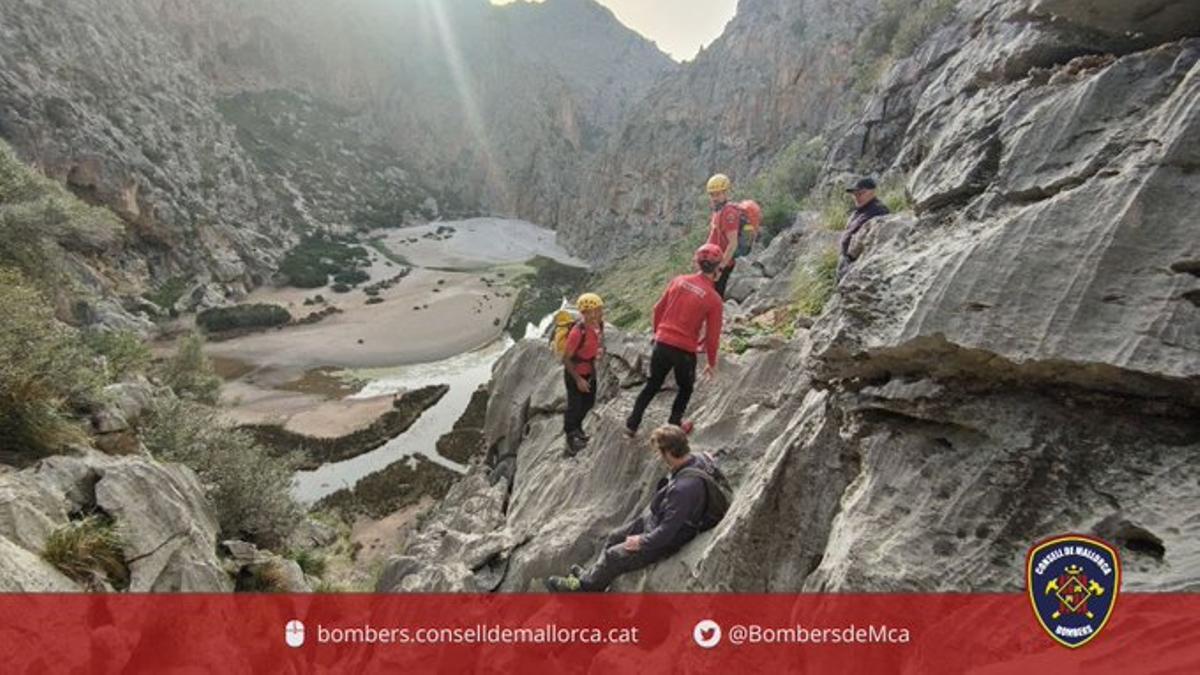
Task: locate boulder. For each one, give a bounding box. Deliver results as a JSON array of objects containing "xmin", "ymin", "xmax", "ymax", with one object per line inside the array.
[
  {"xmin": 2, "ymin": 448, "xmax": 233, "ymax": 593},
  {"xmin": 100, "ymin": 377, "xmax": 158, "ymax": 427},
  {"xmin": 221, "ymin": 540, "xmax": 312, "ymax": 593},
  {"xmin": 285, "ymin": 516, "xmax": 340, "ymax": 552},
  {"xmin": 96, "ymin": 459, "xmax": 233, "ymax": 592},
  {"xmin": 0, "ymin": 475, "xmax": 68, "ymax": 552},
  {"xmin": 0, "ymin": 534, "xmax": 81, "ymax": 592}
]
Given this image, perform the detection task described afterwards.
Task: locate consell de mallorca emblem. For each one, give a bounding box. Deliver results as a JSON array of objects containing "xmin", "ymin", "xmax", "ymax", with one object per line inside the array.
[{"xmin": 1026, "ymin": 534, "xmax": 1121, "ymax": 648}]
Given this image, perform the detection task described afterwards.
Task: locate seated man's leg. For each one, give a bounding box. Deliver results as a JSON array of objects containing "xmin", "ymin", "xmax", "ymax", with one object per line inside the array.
[
  {"xmin": 578, "ymin": 543, "xmax": 669, "ymax": 592},
  {"xmin": 602, "ymin": 516, "xmax": 645, "ymax": 548}
]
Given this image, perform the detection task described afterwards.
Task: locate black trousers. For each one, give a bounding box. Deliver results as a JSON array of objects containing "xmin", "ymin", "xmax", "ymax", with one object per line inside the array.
[
  {"xmin": 563, "ymin": 369, "xmax": 596, "ymax": 435},
  {"xmin": 579, "ymin": 516, "xmax": 672, "ymax": 591},
  {"xmin": 626, "ymin": 342, "xmax": 696, "ymax": 432},
  {"xmin": 714, "ymin": 261, "xmax": 735, "ymax": 299}
]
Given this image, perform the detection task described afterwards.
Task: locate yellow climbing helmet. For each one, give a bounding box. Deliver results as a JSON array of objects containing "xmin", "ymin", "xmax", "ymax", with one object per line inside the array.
[
  {"xmin": 706, "ymin": 173, "xmax": 731, "ymax": 194},
  {"xmin": 576, "ymin": 293, "xmax": 604, "ymax": 311}
]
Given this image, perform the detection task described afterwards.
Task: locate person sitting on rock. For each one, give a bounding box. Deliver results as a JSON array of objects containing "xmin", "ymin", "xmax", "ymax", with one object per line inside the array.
[
  {"xmin": 544, "ymin": 425, "xmax": 730, "ymax": 592},
  {"xmin": 624, "ymin": 244, "xmax": 725, "ymax": 438},
  {"xmin": 836, "ymin": 177, "xmax": 891, "ymax": 283},
  {"xmin": 563, "ymin": 293, "xmax": 605, "ymax": 455}
]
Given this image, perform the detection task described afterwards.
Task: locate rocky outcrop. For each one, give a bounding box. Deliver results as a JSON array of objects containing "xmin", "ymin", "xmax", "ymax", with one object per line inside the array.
[
  {"xmin": 0, "ymin": 0, "xmax": 290, "ymax": 299},
  {"xmin": 379, "ymin": 1, "xmax": 1200, "ymax": 593},
  {"xmin": 0, "ymin": 449, "xmax": 233, "ymax": 592},
  {"xmin": 221, "ymin": 539, "xmax": 312, "ymax": 593}
]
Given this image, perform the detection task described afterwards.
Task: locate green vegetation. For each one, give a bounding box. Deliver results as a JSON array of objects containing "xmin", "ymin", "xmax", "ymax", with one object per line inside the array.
[
  {"xmin": 143, "ymin": 276, "xmax": 190, "ymax": 314},
  {"xmin": 591, "ymin": 223, "xmax": 708, "ymax": 330},
  {"xmin": 877, "ymin": 175, "xmax": 913, "ymax": 213},
  {"xmin": 42, "ymin": 515, "xmax": 128, "ymax": 590},
  {"xmin": 196, "ymin": 303, "xmax": 292, "ymax": 334},
  {"xmin": 1, "ymin": 139, "xmax": 124, "ymax": 302},
  {"xmin": 141, "ymin": 397, "xmax": 301, "ymax": 548},
  {"xmin": 278, "ymin": 234, "xmax": 370, "ymax": 289},
  {"xmin": 367, "ymin": 238, "xmax": 411, "ymax": 267},
  {"xmin": 745, "ymin": 136, "xmax": 826, "ymax": 246},
  {"xmin": 333, "ymin": 269, "xmax": 370, "ymax": 286},
  {"xmin": 792, "ymin": 247, "xmax": 841, "ymax": 317},
  {"xmin": 83, "ymin": 329, "xmax": 152, "ymax": 381},
  {"xmin": 159, "ymin": 333, "xmax": 222, "ymax": 404},
  {"xmin": 805, "ymin": 174, "xmax": 910, "ymax": 233},
  {"xmin": 0, "ymin": 269, "xmax": 99, "ymax": 457},
  {"xmin": 216, "ymin": 91, "xmax": 439, "ymax": 229},
  {"xmin": 852, "ymin": 0, "xmax": 958, "ymax": 92},
  {"xmin": 287, "ymin": 549, "xmax": 328, "ymax": 578},
  {"xmin": 810, "ymin": 189, "xmax": 852, "ymax": 232}
]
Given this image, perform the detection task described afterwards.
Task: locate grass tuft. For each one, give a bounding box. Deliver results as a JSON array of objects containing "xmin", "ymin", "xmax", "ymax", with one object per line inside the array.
[{"xmin": 42, "ymin": 516, "xmax": 128, "ymax": 589}]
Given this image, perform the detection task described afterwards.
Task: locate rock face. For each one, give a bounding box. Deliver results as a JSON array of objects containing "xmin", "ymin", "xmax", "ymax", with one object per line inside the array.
[
  {"xmin": 379, "ymin": 1, "xmax": 1200, "ymax": 593},
  {"xmin": 0, "ymin": 449, "xmax": 233, "ymax": 593},
  {"xmin": 0, "ymin": 535, "xmax": 80, "ymax": 592}
]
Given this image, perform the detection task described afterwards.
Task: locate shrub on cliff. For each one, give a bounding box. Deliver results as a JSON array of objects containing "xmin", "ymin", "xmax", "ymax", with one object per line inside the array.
[
  {"xmin": 0, "ymin": 268, "xmax": 98, "ymax": 456},
  {"xmin": 141, "ymin": 397, "xmax": 301, "ymax": 548},
  {"xmin": 0, "ymin": 140, "xmax": 124, "ymax": 301},
  {"xmin": 792, "ymin": 247, "xmax": 840, "ymax": 317},
  {"xmin": 83, "ymin": 329, "xmax": 152, "ymax": 381},
  {"xmin": 158, "ymin": 333, "xmax": 222, "ymax": 404},
  {"xmin": 747, "ymin": 135, "xmax": 825, "ymax": 246},
  {"xmin": 196, "ymin": 303, "xmax": 292, "ymax": 333}
]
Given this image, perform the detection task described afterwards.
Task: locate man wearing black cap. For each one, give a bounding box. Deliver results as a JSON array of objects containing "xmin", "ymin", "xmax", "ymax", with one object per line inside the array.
[{"xmin": 836, "ymin": 177, "xmax": 890, "ymax": 282}]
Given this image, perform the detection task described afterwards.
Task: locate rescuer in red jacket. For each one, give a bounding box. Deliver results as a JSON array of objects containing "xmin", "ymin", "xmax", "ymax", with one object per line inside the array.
[
  {"xmin": 705, "ymin": 173, "xmax": 741, "ymax": 299},
  {"xmin": 624, "ymin": 244, "xmax": 725, "ymax": 437}
]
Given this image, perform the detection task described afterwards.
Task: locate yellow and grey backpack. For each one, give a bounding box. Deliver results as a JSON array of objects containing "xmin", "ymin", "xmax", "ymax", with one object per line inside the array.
[{"xmin": 548, "ymin": 307, "xmax": 582, "ymax": 356}]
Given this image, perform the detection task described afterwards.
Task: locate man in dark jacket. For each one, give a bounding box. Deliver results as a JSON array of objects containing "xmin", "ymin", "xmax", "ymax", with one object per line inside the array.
[
  {"xmin": 836, "ymin": 177, "xmax": 890, "ymax": 282},
  {"xmin": 544, "ymin": 425, "xmax": 725, "ymax": 592}
]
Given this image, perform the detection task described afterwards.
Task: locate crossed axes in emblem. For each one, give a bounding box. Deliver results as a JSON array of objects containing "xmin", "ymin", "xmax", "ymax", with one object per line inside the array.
[{"xmin": 1044, "ymin": 578, "xmax": 1105, "ymax": 619}]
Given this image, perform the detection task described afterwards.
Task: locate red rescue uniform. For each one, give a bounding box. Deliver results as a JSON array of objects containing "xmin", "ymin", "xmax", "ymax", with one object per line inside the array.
[
  {"xmin": 706, "ymin": 201, "xmax": 741, "ymax": 263},
  {"xmin": 564, "ymin": 322, "xmax": 602, "ymax": 377},
  {"xmin": 652, "ymin": 272, "xmax": 724, "ymax": 368}
]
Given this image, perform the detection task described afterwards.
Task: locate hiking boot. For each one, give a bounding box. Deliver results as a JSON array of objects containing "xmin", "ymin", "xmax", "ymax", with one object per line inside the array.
[
  {"xmin": 543, "ymin": 575, "xmax": 582, "ymax": 593},
  {"xmin": 623, "ymin": 425, "xmax": 638, "ymax": 439},
  {"xmin": 564, "ymin": 432, "xmax": 587, "ymax": 457}
]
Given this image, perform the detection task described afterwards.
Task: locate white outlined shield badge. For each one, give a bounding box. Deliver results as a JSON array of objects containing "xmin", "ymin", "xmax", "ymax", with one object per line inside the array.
[{"xmin": 1026, "ymin": 534, "xmax": 1121, "ymax": 648}]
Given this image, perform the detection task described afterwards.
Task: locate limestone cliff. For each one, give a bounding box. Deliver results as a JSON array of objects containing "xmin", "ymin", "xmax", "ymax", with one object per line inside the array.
[
  {"xmin": 560, "ymin": 0, "xmax": 885, "ymax": 261},
  {"xmin": 0, "ymin": 0, "xmax": 673, "ymax": 321}
]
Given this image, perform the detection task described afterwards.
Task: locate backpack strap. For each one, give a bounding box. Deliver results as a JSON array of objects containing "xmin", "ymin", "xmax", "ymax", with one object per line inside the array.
[
  {"xmin": 567, "ymin": 320, "xmax": 595, "ymax": 365},
  {"xmin": 675, "ymin": 466, "xmax": 715, "ymax": 528}
]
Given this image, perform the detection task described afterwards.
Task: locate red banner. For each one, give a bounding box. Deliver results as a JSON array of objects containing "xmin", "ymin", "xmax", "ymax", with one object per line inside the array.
[{"xmin": 1, "ymin": 593, "xmax": 1196, "ymax": 673}]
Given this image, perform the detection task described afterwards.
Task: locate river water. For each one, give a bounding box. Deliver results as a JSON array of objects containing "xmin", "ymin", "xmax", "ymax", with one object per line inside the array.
[{"xmin": 291, "ymin": 314, "xmax": 555, "ymax": 504}]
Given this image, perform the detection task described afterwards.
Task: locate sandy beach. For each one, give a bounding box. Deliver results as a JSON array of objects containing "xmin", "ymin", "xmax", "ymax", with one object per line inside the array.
[
  {"xmin": 374, "ymin": 217, "xmax": 587, "ymax": 270},
  {"xmin": 209, "ymin": 217, "xmax": 579, "ymax": 443},
  {"xmin": 206, "ymin": 267, "xmax": 514, "ymax": 371}
]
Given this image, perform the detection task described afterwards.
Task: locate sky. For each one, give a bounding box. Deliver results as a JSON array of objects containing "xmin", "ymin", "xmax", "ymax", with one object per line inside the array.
[{"xmin": 491, "ymin": 0, "xmax": 739, "ymax": 62}]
